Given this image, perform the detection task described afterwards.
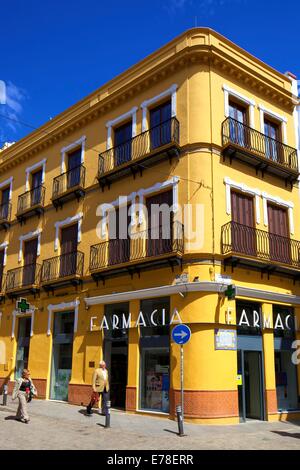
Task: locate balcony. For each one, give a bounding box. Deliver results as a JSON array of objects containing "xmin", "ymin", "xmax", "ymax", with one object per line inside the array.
[
  {"xmin": 6, "ymin": 264, "xmax": 41, "ymax": 297},
  {"xmin": 221, "ymin": 221, "xmax": 300, "ymax": 277},
  {"xmin": 0, "ymin": 202, "xmax": 12, "ymax": 230},
  {"xmin": 17, "ymin": 186, "xmax": 45, "ymax": 223},
  {"xmin": 97, "ymin": 118, "xmax": 180, "ymax": 189},
  {"xmin": 52, "ymin": 165, "xmax": 85, "ymax": 208},
  {"xmin": 222, "ymin": 117, "xmax": 299, "ymax": 184},
  {"xmin": 89, "ymin": 221, "xmax": 184, "ymax": 282},
  {"xmin": 41, "ymin": 251, "xmax": 84, "ymax": 290}
]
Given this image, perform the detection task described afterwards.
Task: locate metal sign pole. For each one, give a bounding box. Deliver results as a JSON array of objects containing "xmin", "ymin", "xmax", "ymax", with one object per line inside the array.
[{"xmin": 181, "ymin": 344, "xmax": 184, "ymax": 421}]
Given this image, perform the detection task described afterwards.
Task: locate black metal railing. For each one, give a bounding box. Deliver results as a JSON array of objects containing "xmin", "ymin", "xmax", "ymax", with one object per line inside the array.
[
  {"xmin": 222, "ymin": 221, "xmax": 300, "ymax": 268},
  {"xmin": 17, "ymin": 186, "xmax": 45, "ymax": 214},
  {"xmin": 0, "ymin": 202, "xmax": 11, "ymax": 222},
  {"xmin": 6, "ymin": 263, "xmax": 41, "ymax": 291},
  {"xmin": 98, "ymin": 117, "xmax": 180, "ymax": 175},
  {"xmin": 41, "ymin": 251, "xmax": 84, "ymax": 283},
  {"xmin": 222, "ymin": 117, "xmax": 298, "ymax": 172},
  {"xmin": 90, "ymin": 221, "xmax": 184, "ymax": 271},
  {"xmin": 52, "ymin": 164, "xmax": 86, "ymax": 199}
]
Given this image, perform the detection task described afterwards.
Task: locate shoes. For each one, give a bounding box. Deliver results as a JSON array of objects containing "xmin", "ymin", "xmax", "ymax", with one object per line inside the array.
[
  {"xmin": 86, "ymin": 408, "xmax": 92, "ymax": 416},
  {"xmin": 19, "ymin": 418, "xmax": 29, "ymax": 424}
]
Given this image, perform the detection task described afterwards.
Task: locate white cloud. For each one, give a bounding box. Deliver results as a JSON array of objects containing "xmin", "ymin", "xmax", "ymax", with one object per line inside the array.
[{"xmin": 0, "ymin": 81, "xmax": 27, "ymax": 144}]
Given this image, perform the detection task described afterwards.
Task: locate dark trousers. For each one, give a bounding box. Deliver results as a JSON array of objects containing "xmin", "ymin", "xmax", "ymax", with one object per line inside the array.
[{"xmin": 87, "ymin": 388, "xmax": 109, "ymax": 414}]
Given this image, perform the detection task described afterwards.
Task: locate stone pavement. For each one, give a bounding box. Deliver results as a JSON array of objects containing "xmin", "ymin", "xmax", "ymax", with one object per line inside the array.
[{"xmin": 0, "ymin": 396, "xmax": 300, "ymax": 450}]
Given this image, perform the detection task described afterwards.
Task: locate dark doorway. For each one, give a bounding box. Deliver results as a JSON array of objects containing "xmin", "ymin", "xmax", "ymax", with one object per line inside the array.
[
  {"xmin": 15, "ymin": 317, "xmax": 31, "ymax": 379},
  {"xmin": 60, "ymin": 224, "xmax": 78, "ymax": 277},
  {"xmin": 114, "ymin": 121, "xmax": 132, "ymax": 166},
  {"xmin": 67, "ymin": 148, "xmax": 81, "ymax": 188},
  {"xmin": 103, "ymin": 303, "xmax": 129, "ymax": 409},
  {"xmin": 31, "ymin": 169, "xmax": 43, "ymax": 206},
  {"xmin": 238, "ymin": 350, "xmax": 264, "ymax": 421},
  {"xmin": 150, "ymin": 101, "xmax": 171, "ymax": 149}
]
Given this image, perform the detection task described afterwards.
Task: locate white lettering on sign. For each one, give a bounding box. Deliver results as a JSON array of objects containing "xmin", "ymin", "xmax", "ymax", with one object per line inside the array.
[
  {"xmin": 89, "ymin": 308, "xmax": 183, "ymax": 331},
  {"xmin": 225, "ymin": 308, "xmax": 296, "ymax": 331}
]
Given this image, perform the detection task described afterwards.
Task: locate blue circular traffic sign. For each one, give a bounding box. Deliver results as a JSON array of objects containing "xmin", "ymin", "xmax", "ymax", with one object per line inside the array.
[{"xmin": 172, "ymin": 324, "xmax": 191, "ymax": 345}]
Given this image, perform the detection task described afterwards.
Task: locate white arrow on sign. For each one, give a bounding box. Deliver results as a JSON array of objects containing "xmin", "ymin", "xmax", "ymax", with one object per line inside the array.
[{"xmin": 174, "ymin": 330, "xmax": 188, "ymax": 340}]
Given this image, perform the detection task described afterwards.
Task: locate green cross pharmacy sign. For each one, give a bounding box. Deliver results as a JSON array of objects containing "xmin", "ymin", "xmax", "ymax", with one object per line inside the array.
[{"xmin": 16, "ymin": 298, "xmax": 31, "ymax": 314}]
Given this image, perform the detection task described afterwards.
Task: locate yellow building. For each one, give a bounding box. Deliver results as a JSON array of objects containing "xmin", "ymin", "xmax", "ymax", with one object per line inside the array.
[{"xmin": 0, "ymin": 28, "xmax": 300, "ymax": 424}]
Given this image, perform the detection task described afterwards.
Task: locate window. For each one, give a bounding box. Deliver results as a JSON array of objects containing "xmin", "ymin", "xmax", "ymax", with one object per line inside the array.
[
  {"xmin": 264, "ymin": 118, "xmax": 282, "ymax": 162},
  {"xmin": 267, "ymin": 204, "xmax": 290, "ymax": 264},
  {"xmin": 66, "ymin": 148, "xmax": 82, "ymax": 188},
  {"xmin": 23, "ymin": 237, "xmax": 38, "ymax": 286},
  {"xmin": 114, "ymin": 121, "xmax": 132, "ymax": 166},
  {"xmin": 0, "ymin": 249, "xmax": 5, "ymax": 290},
  {"xmin": 0, "ymin": 186, "xmax": 10, "ymax": 220},
  {"xmin": 228, "ymin": 100, "xmax": 249, "ymax": 147},
  {"xmin": 60, "ymin": 223, "xmax": 78, "ymax": 277},
  {"xmin": 149, "ymin": 101, "xmax": 171, "ymax": 149},
  {"xmin": 30, "ymin": 168, "xmax": 43, "ymax": 206}
]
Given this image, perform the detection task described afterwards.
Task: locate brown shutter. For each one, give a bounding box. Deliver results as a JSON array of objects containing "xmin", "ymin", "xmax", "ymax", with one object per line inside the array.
[
  {"xmin": 60, "ymin": 224, "xmax": 78, "ymax": 277},
  {"xmin": 108, "ymin": 207, "xmax": 130, "ymax": 265},
  {"xmin": 267, "ymin": 204, "xmax": 290, "ymax": 263},
  {"xmin": 23, "ymin": 238, "xmax": 38, "ymax": 285},
  {"xmin": 146, "ymin": 190, "xmax": 173, "ymax": 256},
  {"xmin": 231, "ymin": 191, "xmax": 255, "ymax": 256},
  {"xmin": 0, "ymin": 250, "xmax": 4, "ymax": 289}
]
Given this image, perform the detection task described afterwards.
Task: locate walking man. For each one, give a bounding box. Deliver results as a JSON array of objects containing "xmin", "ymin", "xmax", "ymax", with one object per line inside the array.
[{"xmin": 86, "ymin": 360, "xmax": 110, "ymax": 415}]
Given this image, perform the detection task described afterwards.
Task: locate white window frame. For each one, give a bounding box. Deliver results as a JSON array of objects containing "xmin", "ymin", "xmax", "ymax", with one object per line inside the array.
[
  {"xmin": 222, "ymin": 84, "xmax": 255, "ymax": 128},
  {"xmin": 18, "ymin": 229, "xmax": 42, "ymax": 263},
  {"xmin": 106, "ymin": 107, "xmax": 138, "ymax": 150},
  {"xmin": 25, "ymin": 158, "xmax": 47, "ymax": 191},
  {"xmin": 47, "ymin": 299, "xmax": 80, "ymax": 336},
  {"xmin": 140, "ymin": 84, "xmax": 178, "ymax": 132},
  {"xmin": 258, "ymin": 104, "xmax": 287, "ymax": 143},
  {"xmin": 11, "ymin": 307, "xmax": 36, "ymax": 338},
  {"xmin": 60, "ymin": 136, "xmax": 86, "ymax": 173},
  {"xmin": 98, "ymin": 177, "xmax": 180, "ymax": 238},
  {"xmin": 54, "ymin": 212, "xmax": 83, "ymax": 251},
  {"xmin": 0, "ymin": 176, "xmax": 13, "ymax": 200},
  {"xmin": 0, "ymin": 241, "xmax": 9, "ymax": 266},
  {"xmin": 262, "ymin": 191, "xmax": 294, "ymax": 234},
  {"xmin": 224, "ymin": 177, "xmax": 261, "ymax": 224}
]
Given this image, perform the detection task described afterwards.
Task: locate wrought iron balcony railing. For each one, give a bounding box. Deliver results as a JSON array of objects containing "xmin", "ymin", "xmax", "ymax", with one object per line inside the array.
[
  {"xmin": 222, "ymin": 117, "xmax": 298, "ymax": 174},
  {"xmin": 41, "ymin": 251, "xmax": 84, "ymax": 283},
  {"xmin": 52, "ymin": 164, "xmax": 86, "ymax": 200},
  {"xmin": 0, "ymin": 202, "xmax": 12, "ymax": 223},
  {"xmin": 90, "ymin": 221, "xmax": 184, "ymax": 272},
  {"xmin": 98, "ymin": 117, "xmax": 180, "ymax": 175},
  {"xmin": 17, "ymin": 186, "xmax": 45, "ymax": 214},
  {"xmin": 221, "ymin": 221, "xmax": 300, "ymax": 268},
  {"xmin": 6, "ymin": 263, "xmax": 41, "ymax": 292}
]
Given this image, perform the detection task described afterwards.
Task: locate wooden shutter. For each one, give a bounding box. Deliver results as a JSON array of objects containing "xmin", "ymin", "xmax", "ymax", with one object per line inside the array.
[
  {"xmin": 23, "ymin": 238, "xmax": 38, "ymax": 285},
  {"xmin": 267, "ymin": 204, "xmax": 290, "ymax": 263},
  {"xmin": 1, "ymin": 187, "xmax": 10, "ymax": 219},
  {"xmin": 108, "ymin": 207, "xmax": 130, "ymax": 265},
  {"xmin": 67, "ymin": 148, "xmax": 81, "ymax": 188},
  {"xmin": 60, "ymin": 224, "xmax": 78, "ymax": 277},
  {"xmin": 150, "ymin": 101, "xmax": 172, "ymax": 149},
  {"xmin": 0, "ymin": 249, "xmax": 4, "ymax": 290},
  {"xmin": 146, "ymin": 190, "xmax": 173, "ymax": 256},
  {"xmin": 114, "ymin": 121, "xmax": 132, "ymax": 166},
  {"xmin": 231, "ymin": 191, "xmax": 255, "ymax": 256},
  {"xmin": 31, "ymin": 169, "xmax": 43, "ymax": 206}
]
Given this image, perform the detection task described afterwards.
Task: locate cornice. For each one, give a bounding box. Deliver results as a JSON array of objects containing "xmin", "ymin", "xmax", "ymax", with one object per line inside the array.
[{"xmin": 0, "ymin": 30, "xmax": 296, "ymax": 174}]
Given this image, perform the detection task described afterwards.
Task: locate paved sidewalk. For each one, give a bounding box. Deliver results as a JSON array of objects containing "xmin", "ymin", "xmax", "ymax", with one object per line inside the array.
[{"xmin": 0, "ymin": 396, "xmax": 300, "ymax": 449}]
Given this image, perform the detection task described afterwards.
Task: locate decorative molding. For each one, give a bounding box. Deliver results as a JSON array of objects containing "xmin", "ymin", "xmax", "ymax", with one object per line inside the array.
[
  {"xmin": 54, "ymin": 212, "xmax": 83, "ymax": 251},
  {"xmin": 141, "ymin": 84, "xmax": 178, "ymax": 131},
  {"xmin": 98, "ymin": 177, "xmax": 180, "ymax": 237},
  {"xmin": 224, "ymin": 177, "xmax": 261, "ymax": 224},
  {"xmin": 25, "ymin": 158, "xmax": 47, "ymax": 191},
  {"xmin": 106, "ymin": 107, "xmax": 138, "ymax": 150},
  {"xmin": 0, "ymin": 241, "xmax": 9, "ymax": 266},
  {"xmin": 11, "ymin": 308, "xmax": 36, "ymax": 338},
  {"xmin": 60, "ymin": 136, "xmax": 86, "ymax": 173},
  {"xmin": 0, "ymin": 176, "xmax": 13, "ymax": 200},
  {"xmin": 258, "ymin": 104, "xmax": 287, "ymax": 143},
  {"xmin": 262, "ymin": 192, "xmax": 294, "ymax": 234},
  {"xmin": 85, "ymin": 281, "xmax": 300, "ymax": 307},
  {"xmin": 223, "ymin": 84, "xmax": 255, "ymax": 127},
  {"xmin": 18, "ymin": 228, "xmax": 42, "ymax": 262},
  {"xmin": 47, "ymin": 299, "xmax": 80, "ymax": 335}
]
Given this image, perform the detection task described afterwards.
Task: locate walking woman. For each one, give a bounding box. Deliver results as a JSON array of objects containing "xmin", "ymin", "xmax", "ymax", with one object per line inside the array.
[{"xmin": 12, "ymin": 369, "xmax": 37, "ymax": 423}]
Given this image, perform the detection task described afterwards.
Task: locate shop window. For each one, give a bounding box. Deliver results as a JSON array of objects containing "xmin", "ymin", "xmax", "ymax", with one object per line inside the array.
[{"xmin": 139, "ymin": 297, "xmax": 170, "ymax": 413}]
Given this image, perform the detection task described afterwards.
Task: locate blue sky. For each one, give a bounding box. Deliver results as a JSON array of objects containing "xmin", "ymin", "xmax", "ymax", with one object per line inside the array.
[{"xmin": 0, "ymin": 0, "xmax": 299, "ymax": 144}]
